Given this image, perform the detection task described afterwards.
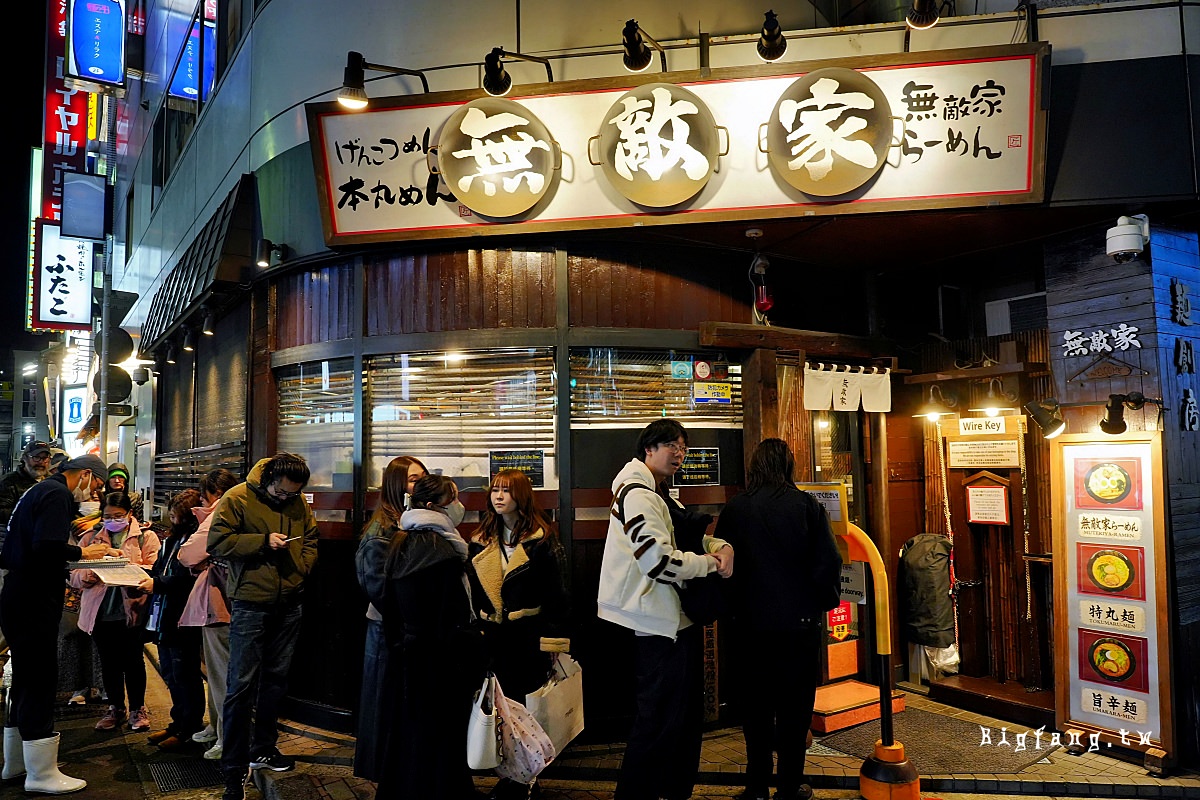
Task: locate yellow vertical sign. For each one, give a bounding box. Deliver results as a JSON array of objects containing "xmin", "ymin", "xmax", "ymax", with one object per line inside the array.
[{"xmin": 88, "ymin": 92, "xmax": 99, "ymax": 142}]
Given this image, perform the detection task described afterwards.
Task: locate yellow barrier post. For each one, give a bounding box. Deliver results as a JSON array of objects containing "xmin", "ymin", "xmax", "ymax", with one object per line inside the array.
[{"xmin": 841, "ymin": 522, "xmax": 921, "ymax": 800}]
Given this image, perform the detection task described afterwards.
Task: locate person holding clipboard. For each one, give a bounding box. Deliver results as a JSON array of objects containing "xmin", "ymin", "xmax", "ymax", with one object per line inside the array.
[{"xmin": 0, "ymin": 454, "xmax": 111, "ymax": 794}]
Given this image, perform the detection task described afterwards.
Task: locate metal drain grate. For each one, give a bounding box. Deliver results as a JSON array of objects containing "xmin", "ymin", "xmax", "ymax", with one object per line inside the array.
[{"xmin": 148, "ymin": 758, "xmax": 225, "ymax": 792}]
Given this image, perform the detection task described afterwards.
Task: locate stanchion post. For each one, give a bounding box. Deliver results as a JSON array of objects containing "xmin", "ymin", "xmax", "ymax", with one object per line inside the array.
[{"xmin": 842, "ymin": 523, "xmax": 921, "ymax": 800}]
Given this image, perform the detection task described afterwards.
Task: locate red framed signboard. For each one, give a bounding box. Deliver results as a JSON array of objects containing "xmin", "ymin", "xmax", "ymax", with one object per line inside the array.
[{"xmin": 1051, "ymin": 432, "xmax": 1174, "ymax": 768}]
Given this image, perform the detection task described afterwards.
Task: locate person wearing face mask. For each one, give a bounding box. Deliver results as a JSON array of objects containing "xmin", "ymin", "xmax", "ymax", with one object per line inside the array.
[
  {"xmin": 352, "ymin": 455, "xmax": 426, "ymax": 781},
  {"xmin": 0, "ymin": 454, "xmax": 112, "ymax": 793},
  {"xmin": 137, "ymin": 489, "xmax": 205, "ymax": 750},
  {"xmin": 0, "ymin": 441, "xmax": 52, "ymax": 674},
  {"xmin": 207, "ymin": 453, "xmax": 319, "ymax": 800},
  {"xmin": 70, "ymin": 492, "xmax": 160, "ymax": 734},
  {"xmin": 468, "ymin": 468, "xmax": 571, "ymax": 800},
  {"xmin": 370, "ymin": 474, "xmax": 482, "ymax": 800}
]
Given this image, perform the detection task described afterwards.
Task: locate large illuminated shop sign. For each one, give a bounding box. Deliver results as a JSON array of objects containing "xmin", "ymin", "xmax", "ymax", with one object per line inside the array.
[{"xmin": 308, "ymin": 43, "xmax": 1047, "ymax": 245}]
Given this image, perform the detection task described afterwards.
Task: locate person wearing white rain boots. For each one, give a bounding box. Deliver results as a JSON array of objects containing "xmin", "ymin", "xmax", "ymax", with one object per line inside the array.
[{"xmin": 0, "ymin": 453, "xmax": 112, "ymax": 794}]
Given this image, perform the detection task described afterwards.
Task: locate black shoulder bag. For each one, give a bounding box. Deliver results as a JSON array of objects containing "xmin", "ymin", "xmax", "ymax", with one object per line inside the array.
[{"xmin": 612, "ymin": 483, "xmax": 728, "ymax": 626}]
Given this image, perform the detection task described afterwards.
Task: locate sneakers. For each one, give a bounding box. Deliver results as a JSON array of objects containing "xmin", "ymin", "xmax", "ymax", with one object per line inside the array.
[
  {"xmin": 222, "ymin": 771, "xmax": 249, "ymax": 800},
  {"xmin": 68, "ymin": 690, "xmax": 87, "ymax": 706},
  {"xmin": 204, "ymin": 743, "xmax": 224, "ymax": 760},
  {"xmin": 128, "ymin": 706, "xmax": 151, "ymax": 732},
  {"xmin": 192, "ymin": 724, "xmax": 218, "ymax": 743},
  {"xmin": 249, "ymin": 748, "xmax": 294, "ymax": 772},
  {"xmin": 95, "ymin": 706, "xmax": 126, "ymax": 731}
]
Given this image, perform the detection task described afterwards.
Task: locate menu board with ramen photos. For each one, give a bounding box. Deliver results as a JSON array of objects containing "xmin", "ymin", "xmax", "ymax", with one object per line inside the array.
[{"xmin": 1051, "ymin": 433, "xmax": 1174, "ymax": 764}]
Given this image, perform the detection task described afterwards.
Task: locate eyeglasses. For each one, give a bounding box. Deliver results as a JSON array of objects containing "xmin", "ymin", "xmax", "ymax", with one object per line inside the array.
[
  {"xmin": 270, "ymin": 483, "xmax": 302, "ymax": 499},
  {"xmin": 659, "ymin": 442, "xmax": 689, "ymax": 456},
  {"xmin": 27, "ymin": 453, "xmax": 51, "ymax": 462},
  {"xmin": 101, "ymin": 514, "xmax": 129, "ymax": 522}
]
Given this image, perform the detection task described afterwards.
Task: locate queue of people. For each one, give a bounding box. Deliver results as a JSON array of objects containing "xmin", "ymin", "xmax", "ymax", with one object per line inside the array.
[{"xmin": 0, "ymin": 424, "xmax": 841, "ymax": 800}]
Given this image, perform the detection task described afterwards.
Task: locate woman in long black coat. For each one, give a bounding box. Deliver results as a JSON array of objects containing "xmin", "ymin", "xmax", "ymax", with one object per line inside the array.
[
  {"xmin": 372, "ymin": 474, "xmax": 483, "ymax": 800},
  {"xmin": 714, "ymin": 438, "xmax": 842, "ymax": 800}
]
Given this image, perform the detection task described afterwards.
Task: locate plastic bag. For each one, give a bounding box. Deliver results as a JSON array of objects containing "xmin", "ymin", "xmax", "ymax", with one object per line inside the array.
[
  {"xmin": 925, "ymin": 643, "xmax": 960, "ymax": 677},
  {"xmin": 494, "ymin": 674, "xmax": 556, "ymax": 783}
]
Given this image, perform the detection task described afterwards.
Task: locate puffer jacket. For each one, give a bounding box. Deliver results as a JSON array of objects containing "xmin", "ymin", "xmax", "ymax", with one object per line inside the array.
[
  {"xmin": 70, "ymin": 519, "xmax": 159, "ymax": 633},
  {"xmin": 596, "ymin": 458, "xmax": 727, "ymax": 640},
  {"xmin": 206, "ymin": 458, "xmax": 319, "ymax": 604}
]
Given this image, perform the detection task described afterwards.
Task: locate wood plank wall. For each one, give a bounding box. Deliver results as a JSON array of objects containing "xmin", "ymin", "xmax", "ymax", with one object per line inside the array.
[
  {"xmin": 1047, "ymin": 225, "xmax": 1200, "ymax": 763},
  {"xmin": 275, "ymin": 263, "xmax": 356, "ymax": 348},
  {"xmin": 365, "ymin": 250, "xmax": 557, "ymax": 335},
  {"xmin": 568, "ymin": 249, "xmax": 748, "ymax": 329}
]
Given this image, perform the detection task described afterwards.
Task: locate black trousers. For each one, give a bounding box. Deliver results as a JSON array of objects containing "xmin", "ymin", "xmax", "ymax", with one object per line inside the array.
[
  {"xmin": 739, "ymin": 623, "xmax": 824, "ymax": 796},
  {"xmin": 159, "ymin": 627, "xmax": 205, "ymax": 734},
  {"xmin": 615, "ymin": 624, "xmax": 704, "ymax": 800},
  {"xmin": 1, "ymin": 574, "xmax": 64, "ymax": 740},
  {"xmin": 93, "ymin": 619, "xmax": 148, "ymax": 710}
]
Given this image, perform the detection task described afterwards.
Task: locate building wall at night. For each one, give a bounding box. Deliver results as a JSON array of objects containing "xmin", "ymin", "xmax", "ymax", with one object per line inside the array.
[{"xmin": 98, "ymin": 0, "xmax": 1200, "ymax": 761}]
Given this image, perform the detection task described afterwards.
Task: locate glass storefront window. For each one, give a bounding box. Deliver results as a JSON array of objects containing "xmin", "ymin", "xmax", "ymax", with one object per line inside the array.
[
  {"xmin": 810, "ymin": 410, "xmax": 865, "ymax": 527},
  {"xmin": 276, "ymin": 359, "xmax": 355, "ymax": 490},
  {"xmin": 365, "ymin": 348, "xmax": 557, "ymax": 490}
]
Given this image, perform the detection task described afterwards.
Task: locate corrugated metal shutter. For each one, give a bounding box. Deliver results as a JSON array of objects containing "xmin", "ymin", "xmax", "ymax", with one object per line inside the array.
[
  {"xmin": 569, "ymin": 348, "xmax": 742, "ymax": 425},
  {"xmin": 365, "ymin": 349, "xmax": 557, "ymax": 489},
  {"xmin": 275, "ymin": 358, "xmax": 356, "ymax": 490},
  {"xmin": 194, "ymin": 303, "xmax": 248, "ymax": 446}
]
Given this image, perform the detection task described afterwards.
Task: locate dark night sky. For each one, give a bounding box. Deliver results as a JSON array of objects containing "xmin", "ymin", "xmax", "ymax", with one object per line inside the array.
[{"xmin": 3, "ymin": 7, "xmax": 63, "ymax": 377}]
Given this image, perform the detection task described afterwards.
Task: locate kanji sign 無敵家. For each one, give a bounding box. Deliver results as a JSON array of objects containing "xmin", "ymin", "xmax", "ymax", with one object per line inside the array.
[{"xmin": 308, "ymin": 42, "xmax": 1047, "ymax": 245}]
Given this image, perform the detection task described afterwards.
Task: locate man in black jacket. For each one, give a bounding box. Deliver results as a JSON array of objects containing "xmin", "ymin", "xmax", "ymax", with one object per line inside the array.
[
  {"xmin": 0, "ymin": 454, "xmax": 110, "ymax": 793},
  {"xmin": 0, "ymin": 440, "xmax": 51, "ymax": 545},
  {"xmin": 714, "ymin": 438, "xmax": 842, "ymax": 800}
]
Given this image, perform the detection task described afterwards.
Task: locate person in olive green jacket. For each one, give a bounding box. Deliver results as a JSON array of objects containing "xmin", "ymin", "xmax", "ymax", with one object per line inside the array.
[{"xmin": 207, "ymin": 454, "xmax": 318, "ymax": 800}]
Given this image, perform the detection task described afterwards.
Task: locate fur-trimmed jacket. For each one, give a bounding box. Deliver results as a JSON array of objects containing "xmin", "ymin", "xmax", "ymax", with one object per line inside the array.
[{"xmin": 467, "ymin": 528, "xmax": 570, "ymax": 696}]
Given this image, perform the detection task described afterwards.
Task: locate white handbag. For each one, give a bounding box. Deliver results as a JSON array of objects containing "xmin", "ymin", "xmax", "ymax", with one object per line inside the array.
[
  {"xmin": 467, "ymin": 674, "xmax": 502, "ymax": 769},
  {"xmin": 526, "ymin": 653, "xmax": 585, "ymax": 754}
]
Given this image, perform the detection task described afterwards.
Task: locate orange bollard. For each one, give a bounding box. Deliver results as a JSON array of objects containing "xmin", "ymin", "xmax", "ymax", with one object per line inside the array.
[{"xmin": 859, "ymin": 740, "xmax": 921, "ymax": 800}]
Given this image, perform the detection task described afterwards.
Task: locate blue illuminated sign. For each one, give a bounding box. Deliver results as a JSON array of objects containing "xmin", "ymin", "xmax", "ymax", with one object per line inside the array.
[
  {"xmin": 67, "ymin": 0, "xmax": 127, "ymax": 87},
  {"xmin": 167, "ymin": 20, "xmax": 216, "ymax": 101}
]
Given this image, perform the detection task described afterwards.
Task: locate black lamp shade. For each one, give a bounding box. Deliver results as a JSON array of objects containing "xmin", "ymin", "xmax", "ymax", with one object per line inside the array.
[
  {"xmin": 622, "ymin": 20, "xmax": 653, "ymax": 72},
  {"xmin": 1100, "ymin": 394, "xmax": 1128, "ymax": 435},
  {"xmin": 1024, "ymin": 399, "xmax": 1066, "ymax": 439},
  {"xmin": 757, "ymin": 10, "xmax": 787, "ymax": 62},
  {"xmin": 482, "ymin": 48, "xmax": 512, "ymax": 96},
  {"xmin": 906, "ymin": 0, "xmax": 940, "ymax": 29}
]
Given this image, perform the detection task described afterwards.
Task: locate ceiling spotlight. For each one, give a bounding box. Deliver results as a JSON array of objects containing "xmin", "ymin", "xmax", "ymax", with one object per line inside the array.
[
  {"xmin": 757, "ymin": 10, "xmax": 787, "ymax": 62},
  {"xmin": 968, "ymin": 377, "xmax": 1017, "ymax": 417},
  {"xmin": 913, "ymin": 385, "xmax": 957, "ymax": 422},
  {"xmin": 337, "ymin": 51, "xmax": 429, "ymax": 110},
  {"xmin": 165, "ymin": 343, "xmax": 177, "ymax": 365},
  {"xmin": 201, "ymin": 307, "xmax": 215, "ymax": 336},
  {"xmin": 1024, "ymin": 399, "xmax": 1066, "ymax": 439},
  {"xmin": 256, "ymin": 238, "xmax": 286, "ymax": 268},
  {"xmin": 181, "ymin": 329, "xmax": 195, "ymax": 353},
  {"xmin": 906, "ymin": 0, "xmax": 941, "ymax": 30},
  {"xmin": 482, "ymin": 47, "xmax": 554, "ymax": 97},
  {"xmin": 622, "ymin": 19, "xmax": 667, "ymax": 73}
]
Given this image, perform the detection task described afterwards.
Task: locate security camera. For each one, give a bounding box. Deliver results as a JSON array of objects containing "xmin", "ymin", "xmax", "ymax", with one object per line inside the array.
[
  {"xmin": 131, "ymin": 367, "xmax": 150, "ymax": 386},
  {"xmin": 1106, "ymin": 214, "xmax": 1149, "ymax": 263}
]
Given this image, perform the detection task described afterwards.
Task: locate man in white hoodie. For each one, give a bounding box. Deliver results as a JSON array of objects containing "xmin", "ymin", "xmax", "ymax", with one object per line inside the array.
[{"xmin": 597, "ymin": 419, "xmax": 734, "ymax": 800}]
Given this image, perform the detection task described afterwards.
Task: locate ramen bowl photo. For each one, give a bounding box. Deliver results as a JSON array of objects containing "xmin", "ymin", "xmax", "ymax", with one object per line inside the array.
[
  {"xmin": 1084, "ymin": 462, "xmax": 1132, "ymax": 505},
  {"xmin": 1088, "ymin": 638, "xmax": 1135, "ymax": 682},
  {"xmin": 1087, "ymin": 549, "xmax": 1135, "ymax": 593}
]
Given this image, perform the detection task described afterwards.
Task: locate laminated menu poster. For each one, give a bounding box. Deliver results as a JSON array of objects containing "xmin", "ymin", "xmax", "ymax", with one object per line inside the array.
[{"xmin": 1051, "ymin": 433, "xmax": 1174, "ymax": 763}]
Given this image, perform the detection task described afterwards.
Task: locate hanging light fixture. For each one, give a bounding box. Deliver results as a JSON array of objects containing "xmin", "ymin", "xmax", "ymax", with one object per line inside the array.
[
  {"xmin": 757, "ymin": 10, "xmax": 787, "ymax": 62},
  {"xmin": 1024, "ymin": 398, "xmax": 1066, "ymax": 439},
  {"xmin": 181, "ymin": 328, "xmax": 195, "ymax": 353},
  {"xmin": 201, "ymin": 306, "xmax": 216, "ymax": 336},
  {"xmin": 913, "ymin": 385, "xmax": 958, "ymax": 421},
  {"xmin": 256, "ymin": 238, "xmax": 286, "ymax": 268},
  {"xmin": 621, "ymin": 19, "xmax": 667, "ymax": 73},
  {"xmin": 164, "ymin": 343, "xmax": 177, "ymax": 365},
  {"xmin": 906, "ymin": 0, "xmax": 942, "ymax": 30},
  {"xmin": 337, "ymin": 51, "xmax": 429, "ymax": 110},
  {"xmin": 482, "ymin": 47, "xmax": 554, "ymax": 97},
  {"xmin": 968, "ymin": 377, "xmax": 1018, "ymax": 417}
]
